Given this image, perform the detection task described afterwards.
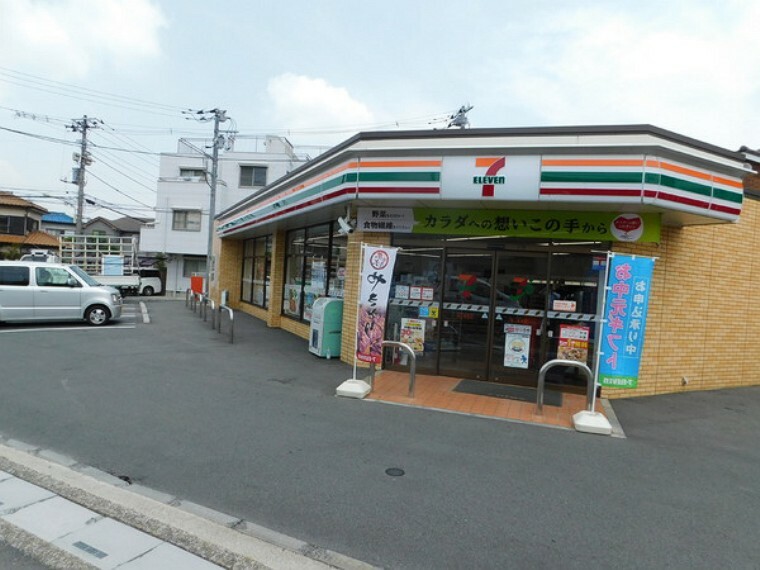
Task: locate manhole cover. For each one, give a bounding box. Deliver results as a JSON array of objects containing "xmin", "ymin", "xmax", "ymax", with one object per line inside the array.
[{"xmin": 385, "ymin": 468, "xmax": 405, "ymax": 477}]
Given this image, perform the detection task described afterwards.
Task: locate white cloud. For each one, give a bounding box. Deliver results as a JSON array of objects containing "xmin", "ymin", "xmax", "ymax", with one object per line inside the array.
[
  {"xmin": 492, "ymin": 1, "xmax": 760, "ymax": 148},
  {"xmin": 267, "ymin": 73, "xmax": 376, "ymax": 137},
  {"xmin": 0, "ymin": 0, "xmax": 166, "ymax": 79}
]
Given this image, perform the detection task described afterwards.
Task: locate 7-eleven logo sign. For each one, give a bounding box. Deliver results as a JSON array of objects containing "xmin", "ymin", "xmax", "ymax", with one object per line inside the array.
[{"xmin": 473, "ymin": 157, "xmax": 506, "ymax": 197}]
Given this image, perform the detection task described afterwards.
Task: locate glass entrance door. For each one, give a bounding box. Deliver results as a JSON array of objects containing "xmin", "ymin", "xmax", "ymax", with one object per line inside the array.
[
  {"xmin": 384, "ymin": 237, "xmax": 605, "ymax": 390},
  {"xmin": 489, "ymin": 252, "xmax": 549, "ymax": 386},
  {"xmin": 437, "ymin": 250, "xmax": 494, "ymax": 380}
]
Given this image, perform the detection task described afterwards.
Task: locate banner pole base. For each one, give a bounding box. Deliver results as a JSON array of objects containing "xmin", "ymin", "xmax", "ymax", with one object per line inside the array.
[
  {"xmin": 336, "ymin": 379, "xmax": 372, "ymax": 399},
  {"xmin": 572, "ymin": 410, "xmax": 612, "ymax": 435}
]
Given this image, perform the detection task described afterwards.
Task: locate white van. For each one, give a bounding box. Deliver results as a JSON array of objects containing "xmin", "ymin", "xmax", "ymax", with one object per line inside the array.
[
  {"xmin": 137, "ymin": 268, "xmax": 163, "ymax": 296},
  {"xmin": 0, "ymin": 261, "xmax": 123, "ymax": 326}
]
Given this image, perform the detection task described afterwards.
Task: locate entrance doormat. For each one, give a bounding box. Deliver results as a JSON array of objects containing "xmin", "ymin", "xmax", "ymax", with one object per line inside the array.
[{"xmin": 453, "ymin": 380, "xmax": 563, "ymax": 407}]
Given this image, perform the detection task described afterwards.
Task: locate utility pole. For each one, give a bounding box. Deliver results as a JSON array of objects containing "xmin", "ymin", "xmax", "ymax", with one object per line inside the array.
[
  {"xmin": 68, "ymin": 116, "xmax": 99, "ymax": 233},
  {"xmin": 185, "ymin": 108, "xmax": 229, "ymax": 295}
]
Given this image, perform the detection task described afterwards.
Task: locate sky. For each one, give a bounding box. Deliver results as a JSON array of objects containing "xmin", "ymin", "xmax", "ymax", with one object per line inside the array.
[{"xmin": 0, "ymin": 0, "xmax": 759, "ymax": 221}]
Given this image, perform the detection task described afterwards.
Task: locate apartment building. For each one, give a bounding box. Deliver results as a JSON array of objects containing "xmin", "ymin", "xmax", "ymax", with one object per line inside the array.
[{"xmin": 140, "ymin": 135, "xmax": 307, "ymax": 293}]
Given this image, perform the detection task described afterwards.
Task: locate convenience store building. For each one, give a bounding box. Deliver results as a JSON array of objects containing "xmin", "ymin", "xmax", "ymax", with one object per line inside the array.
[{"xmin": 212, "ymin": 125, "xmax": 758, "ymax": 398}]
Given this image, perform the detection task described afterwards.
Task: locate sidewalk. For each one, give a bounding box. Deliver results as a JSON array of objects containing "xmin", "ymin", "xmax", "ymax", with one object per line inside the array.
[
  {"xmin": 0, "ymin": 437, "xmax": 375, "ymax": 569},
  {"xmin": 368, "ymin": 370, "xmax": 619, "ymax": 431}
]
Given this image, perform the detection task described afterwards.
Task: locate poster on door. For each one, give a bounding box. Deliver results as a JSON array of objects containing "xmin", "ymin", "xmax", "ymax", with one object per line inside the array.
[
  {"xmin": 557, "ymin": 324, "xmax": 590, "ymax": 363},
  {"xmin": 504, "ymin": 324, "xmax": 532, "ymax": 369},
  {"xmin": 400, "ymin": 318, "xmax": 425, "ymax": 353}
]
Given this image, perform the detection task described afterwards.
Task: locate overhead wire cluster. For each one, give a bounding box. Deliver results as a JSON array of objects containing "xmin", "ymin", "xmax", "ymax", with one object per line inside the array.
[{"xmin": 0, "ymin": 65, "xmax": 462, "ymax": 220}]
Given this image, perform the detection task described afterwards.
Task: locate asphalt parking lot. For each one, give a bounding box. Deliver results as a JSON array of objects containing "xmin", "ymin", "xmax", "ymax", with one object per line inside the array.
[{"xmin": 1, "ymin": 299, "xmax": 759, "ymax": 569}]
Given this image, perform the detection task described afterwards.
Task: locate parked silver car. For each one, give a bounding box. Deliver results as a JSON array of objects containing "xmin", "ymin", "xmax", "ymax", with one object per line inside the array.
[{"xmin": 0, "ymin": 261, "xmax": 123, "ymax": 326}]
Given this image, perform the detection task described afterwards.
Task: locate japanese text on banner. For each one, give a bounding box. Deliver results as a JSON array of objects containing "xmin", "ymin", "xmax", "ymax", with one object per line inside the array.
[
  {"xmin": 356, "ymin": 246, "xmax": 398, "ymax": 364},
  {"xmin": 598, "ymin": 255, "xmax": 655, "ymax": 389}
]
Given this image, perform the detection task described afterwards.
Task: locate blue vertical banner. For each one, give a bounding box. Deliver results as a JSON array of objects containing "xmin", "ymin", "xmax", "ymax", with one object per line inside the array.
[{"xmin": 598, "ymin": 254, "xmax": 655, "ymax": 389}]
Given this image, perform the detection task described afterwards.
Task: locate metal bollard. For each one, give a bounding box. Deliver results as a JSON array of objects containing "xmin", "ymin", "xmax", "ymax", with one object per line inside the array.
[{"xmin": 536, "ymin": 359, "xmax": 594, "ymax": 415}]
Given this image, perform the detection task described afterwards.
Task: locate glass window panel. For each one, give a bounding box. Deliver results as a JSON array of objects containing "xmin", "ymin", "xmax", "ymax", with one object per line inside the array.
[
  {"xmin": 282, "ymin": 230, "xmax": 305, "ymax": 318},
  {"xmin": 302, "ymin": 225, "xmax": 330, "ymax": 322},
  {"xmin": 241, "ymin": 253, "xmax": 253, "ymax": 303},
  {"xmin": 329, "ymin": 230, "xmax": 347, "ymax": 298},
  {"xmin": 385, "ymin": 246, "xmax": 443, "ymax": 375},
  {"xmin": 182, "ymin": 257, "xmax": 207, "ymax": 278},
  {"xmin": 240, "ymin": 165, "xmax": 268, "ymax": 187},
  {"xmin": 172, "ymin": 210, "xmax": 202, "ymax": 231},
  {"xmin": 240, "ymin": 236, "xmax": 271, "ymax": 308},
  {"xmin": 287, "ymin": 229, "xmax": 305, "ymax": 256},
  {"xmin": 254, "ymin": 237, "xmax": 266, "ymax": 256}
]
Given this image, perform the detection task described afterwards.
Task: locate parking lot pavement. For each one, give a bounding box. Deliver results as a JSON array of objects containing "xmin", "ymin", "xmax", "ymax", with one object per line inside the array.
[{"xmin": 1, "ymin": 299, "xmax": 759, "ymax": 569}]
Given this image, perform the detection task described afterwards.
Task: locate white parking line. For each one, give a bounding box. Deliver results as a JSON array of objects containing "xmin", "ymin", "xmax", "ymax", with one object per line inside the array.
[{"xmin": 0, "ymin": 323, "xmax": 136, "ymax": 334}]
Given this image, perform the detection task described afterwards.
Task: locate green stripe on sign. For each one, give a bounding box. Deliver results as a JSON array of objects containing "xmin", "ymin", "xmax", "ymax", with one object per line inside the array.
[
  {"xmin": 713, "ymin": 187, "xmax": 743, "ymax": 204},
  {"xmin": 658, "ymin": 174, "xmax": 711, "ymax": 197},
  {"xmin": 344, "ymin": 172, "xmax": 441, "ymax": 183},
  {"xmin": 540, "ymin": 171, "xmax": 645, "ymax": 184}
]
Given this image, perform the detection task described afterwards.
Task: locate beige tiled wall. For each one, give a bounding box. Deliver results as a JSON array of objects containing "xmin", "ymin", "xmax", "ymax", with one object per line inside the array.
[{"xmin": 609, "ymin": 196, "xmax": 760, "ymax": 398}]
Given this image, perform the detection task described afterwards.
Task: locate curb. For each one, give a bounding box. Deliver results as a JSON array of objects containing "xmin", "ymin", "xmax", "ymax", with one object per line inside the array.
[{"xmin": 0, "ymin": 438, "xmax": 378, "ymax": 570}]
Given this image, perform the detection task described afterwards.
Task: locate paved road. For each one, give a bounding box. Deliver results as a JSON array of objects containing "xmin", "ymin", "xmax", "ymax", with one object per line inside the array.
[{"xmin": 1, "ymin": 299, "xmax": 759, "ymax": 569}]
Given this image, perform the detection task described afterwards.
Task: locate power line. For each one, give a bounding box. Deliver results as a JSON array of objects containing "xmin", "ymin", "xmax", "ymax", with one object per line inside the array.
[
  {"xmin": 0, "ymin": 124, "xmax": 79, "ymax": 147},
  {"xmin": 0, "ymin": 66, "xmax": 188, "ymax": 116},
  {"xmin": 89, "ymin": 139, "xmax": 158, "ymax": 184},
  {"xmin": 92, "ymin": 154, "xmax": 157, "ymax": 193},
  {"xmin": 87, "ymin": 171, "xmax": 153, "ymax": 208}
]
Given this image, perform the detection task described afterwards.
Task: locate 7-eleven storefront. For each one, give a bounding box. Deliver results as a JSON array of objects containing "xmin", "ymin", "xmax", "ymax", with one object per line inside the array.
[{"xmin": 214, "ymin": 126, "xmax": 757, "ymax": 398}]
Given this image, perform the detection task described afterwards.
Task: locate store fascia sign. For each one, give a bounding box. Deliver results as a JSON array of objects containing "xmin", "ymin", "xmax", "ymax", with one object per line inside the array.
[
  {"xmin": 441, "ymin": 155, "xmax": 540, "ymax": 200},
  {"xmin": 357, "ymin": 207, "xmax": 661, "ymax": 242}
]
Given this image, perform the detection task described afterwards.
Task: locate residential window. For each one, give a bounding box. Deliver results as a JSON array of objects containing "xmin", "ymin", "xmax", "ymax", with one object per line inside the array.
[
  {"xmin": 281, "ymin": 223, "xmax": 346, "ymax": 323},
  {"xmin": 239, "ymin": 165, "xmax": 267, "ymax": 187},
  {"xmin": 172, "ymin": 210, "xmax": 202, "ymax": 231},
  {"xmin": 182, "ymin": 257, "xmax": 207, "ymax": 278},
  {"xmin": 240, "ymin": 235, "xmax": 271, "ymax": 308},
  {"xmin": 0, "ymin": 216, "xmax": 26, "ymax": 236},
  {"xmin": 179, "ymin": 168, "xmax": 206, "ymax": 179}
]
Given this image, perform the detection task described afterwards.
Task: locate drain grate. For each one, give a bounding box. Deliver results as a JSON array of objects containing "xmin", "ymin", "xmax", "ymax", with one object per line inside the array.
[{"xmin": 73, "ymin": 541, "xmax": 108, "ymax": 559}]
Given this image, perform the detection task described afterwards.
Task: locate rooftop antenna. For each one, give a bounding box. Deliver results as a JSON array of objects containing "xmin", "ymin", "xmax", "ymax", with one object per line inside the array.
[{"xmin": 447, "ymin": 104, "xmax": 473, "ymax": 129}]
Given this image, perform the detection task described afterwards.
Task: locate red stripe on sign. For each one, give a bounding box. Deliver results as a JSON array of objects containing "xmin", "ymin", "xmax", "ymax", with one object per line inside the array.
[
  {"xmin": 539, "ymin": 188, "xmax": 643, "ymax": 197},
  {"xmin": 653, "ymin": 192, "xmax": 709, "ymax": 209},
  {"xmin": 220, "ymin": 188, "xmax": 356, "ymax": 235},
  {"xmin": 709, "ymin": 203, "xmax": 741, "ymax": 215},
  {"xmin": 357, "ymin": 186, "xmax": 440, "ymax": 194}
]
